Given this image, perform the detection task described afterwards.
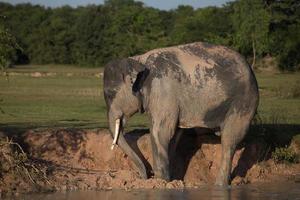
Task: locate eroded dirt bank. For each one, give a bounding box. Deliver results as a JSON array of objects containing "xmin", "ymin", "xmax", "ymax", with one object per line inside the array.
[{"xmin": 0, "ymin": 128, "xmax": 299, "ymax": 195}]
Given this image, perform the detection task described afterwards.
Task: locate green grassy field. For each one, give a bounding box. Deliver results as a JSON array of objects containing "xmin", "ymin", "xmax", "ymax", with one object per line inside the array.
[
  {"xmin": 0, "ymin": 65, "xmax": 300, "ymax": 130},
  {"xmin": 0, "ymin": 65, "xmax": 147, "ymax": 129}
]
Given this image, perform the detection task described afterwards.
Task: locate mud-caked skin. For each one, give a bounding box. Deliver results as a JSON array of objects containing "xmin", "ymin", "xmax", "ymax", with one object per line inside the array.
[{"xmin": 103, "ymin": 42, "xmax": 259, "ymax": 186}]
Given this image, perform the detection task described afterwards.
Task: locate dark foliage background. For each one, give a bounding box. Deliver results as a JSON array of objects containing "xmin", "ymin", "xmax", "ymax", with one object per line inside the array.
[{"xmin": 0, "ymin": 0, "xmax": 299, "ymax": 70}]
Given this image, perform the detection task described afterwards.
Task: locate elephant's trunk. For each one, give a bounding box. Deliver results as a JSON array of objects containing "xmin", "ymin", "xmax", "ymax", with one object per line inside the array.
[{"xmin": 108, "ymin": 113, "xmax": 147, "ymax": 179}]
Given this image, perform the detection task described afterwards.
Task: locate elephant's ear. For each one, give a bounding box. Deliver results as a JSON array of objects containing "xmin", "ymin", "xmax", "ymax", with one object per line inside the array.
[
  {"xmin": 132, "ymin": 68, "xmax": 150, "ymax": 95},
  {"xmin": 125, "ymin": 58, "xmax": 149, "ymax": 95}
]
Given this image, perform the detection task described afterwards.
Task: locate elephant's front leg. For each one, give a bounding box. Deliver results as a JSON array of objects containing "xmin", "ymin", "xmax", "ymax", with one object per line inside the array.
[{"xmin": 150, "ymin": 117, "xmax": 177, "ymax": 181}]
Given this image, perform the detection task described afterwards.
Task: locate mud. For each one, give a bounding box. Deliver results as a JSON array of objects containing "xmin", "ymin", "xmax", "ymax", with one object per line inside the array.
[{"xmin": 0, "ymin": 128, "xmax": 299, "ymax": 196}]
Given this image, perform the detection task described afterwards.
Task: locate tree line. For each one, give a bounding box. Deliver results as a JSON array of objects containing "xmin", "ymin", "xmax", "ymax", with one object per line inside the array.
[{"xmin": 0, "ymin": 0, "xmax": 299, "ymax": 70}]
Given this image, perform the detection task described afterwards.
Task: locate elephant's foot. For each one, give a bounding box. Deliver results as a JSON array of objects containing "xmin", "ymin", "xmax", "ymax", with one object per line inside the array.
[
  {"xmin": 215, "ymin": 178, "xmax": 229, "ymax": 187},
  {"xmin": 139, "ymin": 172, "xmax": 148, "ymax": 179},
  {"xmin": 154, "ymin": 169, "xmax": 170, "ymax": 181},
  {"xmin": 137, "ymin": 165, "xmax": 148, "ymax": 179},
  {"xmin": 215, "ymin": 170, "xmax": 230, "ymax": 186}
]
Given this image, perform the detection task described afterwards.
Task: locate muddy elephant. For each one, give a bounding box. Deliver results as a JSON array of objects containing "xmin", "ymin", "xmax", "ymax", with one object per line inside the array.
[{"xmin": 103, "ymin": 42, "xmax": 259, "ymax": 186}]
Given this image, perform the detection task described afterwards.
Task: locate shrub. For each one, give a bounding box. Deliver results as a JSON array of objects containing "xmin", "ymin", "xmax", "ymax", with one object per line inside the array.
[
  {"xmin": 0, "ymin": 137, "xmax": 51, "ymax": 187},
  {"xmin": 271, "ymin": 146, "xmax": 299, "ymax": 164}
]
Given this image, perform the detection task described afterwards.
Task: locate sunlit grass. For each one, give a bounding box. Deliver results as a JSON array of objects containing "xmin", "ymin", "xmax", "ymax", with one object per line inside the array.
[
  {"xmin": 0, "ymin": 65, "xmax": 299, "ymax": 130},
  {"xmin": 256, "ymin": 72, "xmax": 300, "ymax": 124}
]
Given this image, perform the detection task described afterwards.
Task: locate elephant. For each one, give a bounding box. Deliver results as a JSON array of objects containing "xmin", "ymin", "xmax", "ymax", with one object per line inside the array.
[{"xmin": 103, "ymin": 42, "xmax": 259, "ymax": 186}]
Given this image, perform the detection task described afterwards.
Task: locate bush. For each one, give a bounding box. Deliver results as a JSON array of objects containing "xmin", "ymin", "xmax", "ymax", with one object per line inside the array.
[
  {"xmin": 0, "ymin": 137, "xmax": 51, "ymax": 188},
  {"xmin": 271, "ymin": 146, "xmax": 299, "ymax": 164}
]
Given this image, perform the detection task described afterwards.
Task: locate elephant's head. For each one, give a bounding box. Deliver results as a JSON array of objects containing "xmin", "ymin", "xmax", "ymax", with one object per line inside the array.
[{"xmin": 103, "ymin": 58, "xmax": 149, "ymax": 178}]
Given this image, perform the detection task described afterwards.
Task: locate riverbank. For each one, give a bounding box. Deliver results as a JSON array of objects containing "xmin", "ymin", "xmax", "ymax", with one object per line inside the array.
[{"xmin": 0, "ymin": 128, "xmax": 299, "ymax": 197}]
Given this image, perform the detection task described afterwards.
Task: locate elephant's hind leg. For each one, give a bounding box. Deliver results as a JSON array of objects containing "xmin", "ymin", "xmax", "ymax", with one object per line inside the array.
[
  {"xmin": 169, "ymin": 128, "xmax": 184, "ymax": 160},
  {"xmin": 215, "ymin": 112, "xmax": 252, "ymax": 186}
]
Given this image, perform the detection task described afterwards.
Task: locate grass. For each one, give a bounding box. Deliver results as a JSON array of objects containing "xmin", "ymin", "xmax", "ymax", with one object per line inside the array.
[
  {"xmin": 0, "ymin": 65, "xmax": 147, "ymax": 130},
  {"xmin": 256, "ymin": 73, "xmax": 300, "ymax": 124},
  {"xmin": 0, "ymin": 65, "xmax": 300, "ymax": 130}
]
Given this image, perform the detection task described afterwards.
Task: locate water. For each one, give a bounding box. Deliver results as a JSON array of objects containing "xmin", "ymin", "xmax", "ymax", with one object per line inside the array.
[{"xmin": 14, "ymin": 182, "xmax": 300, "ymax": 200}]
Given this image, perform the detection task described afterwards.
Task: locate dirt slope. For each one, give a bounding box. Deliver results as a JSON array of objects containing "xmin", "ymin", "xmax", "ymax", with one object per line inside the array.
[{"xmin": 0, "ymin": 128, "xmax": 299, "ymax": 195}]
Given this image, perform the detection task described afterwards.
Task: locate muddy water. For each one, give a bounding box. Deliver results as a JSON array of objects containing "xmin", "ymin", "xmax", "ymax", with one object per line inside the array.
[{"xmin": 15, "ymin": 182, "xmax": 300, "ymax": 200}]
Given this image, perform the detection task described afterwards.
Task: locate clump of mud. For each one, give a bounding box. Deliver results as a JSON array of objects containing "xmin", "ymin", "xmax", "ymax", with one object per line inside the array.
[{"xmin": 0, "ymin": 128, "xmax": 299, "ymax": 196}]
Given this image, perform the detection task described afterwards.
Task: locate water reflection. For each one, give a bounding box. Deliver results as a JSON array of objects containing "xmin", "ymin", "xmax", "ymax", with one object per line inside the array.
[{"xmin": 16, "ymin": 182, "xmax": 300, "ymax": 200}]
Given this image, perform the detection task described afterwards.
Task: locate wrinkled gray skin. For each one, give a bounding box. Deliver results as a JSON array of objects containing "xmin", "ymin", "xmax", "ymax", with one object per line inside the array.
[{"xmin": 103, "ymin": 42, "xmax": 259, "ymax": 186}]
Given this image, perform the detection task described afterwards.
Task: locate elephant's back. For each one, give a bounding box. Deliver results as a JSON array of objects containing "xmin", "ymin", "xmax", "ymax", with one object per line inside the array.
[{"xmin": 131, "ymin": 42, "xmax": 254, "ymax": 88}]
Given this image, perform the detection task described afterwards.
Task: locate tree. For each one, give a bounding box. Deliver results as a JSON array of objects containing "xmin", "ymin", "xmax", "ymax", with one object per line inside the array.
[
  {"xmin": 0, "ymin": 16, "xmax": 21, "ymax": 113},
  {"xmin": 0, "ymin": 1, "xmax": 299, "ymax": 70},
  {"xmin": 71, "ymin": 5, "xmax": 109, "ymax": 66},
  {"xmin": 169, "ymin": 4, "xmax": 233, "ymax": 46},
  {"xmin": 0, "ymin": 3, "xmax": 50, "ymax": 64},
  {"xmin": 0, "ymin": 16, "xmax": 20, "ymax": 70},
  {"xmin": 100, "ymin": 0, "xmax": 168, "ymax": 64},
  {"xmin": 28, "ymin": 6, "xmax": 76, "ymax": 64},
  {"xmin": 169, "ymin": 5, "xmax": 195, "ymax": 44},
  {"xmin": 232, "ymin": 0, "xmax": 270, "ymax": 68},
  {"xmin": 267, "ymin": 0, "xmax": 300, "ymax": 70}
]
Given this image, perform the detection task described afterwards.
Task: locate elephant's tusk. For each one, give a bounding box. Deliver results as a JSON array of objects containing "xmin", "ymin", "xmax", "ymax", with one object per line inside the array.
[{"xmin": 111, "ymin": 118, "xmax": 120, "ymax": 150}]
